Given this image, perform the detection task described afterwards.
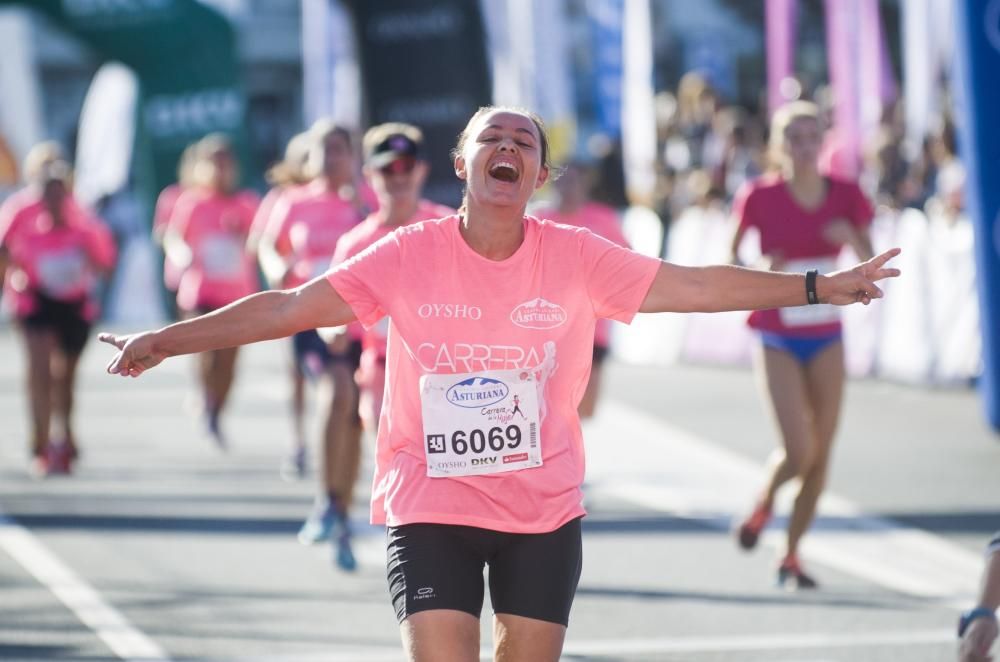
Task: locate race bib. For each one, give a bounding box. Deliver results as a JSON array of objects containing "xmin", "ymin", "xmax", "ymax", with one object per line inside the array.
[
  {"xmin": 201, "ymin": 234, "xmax": 245, "ymax": 279},
  {"xmin": 36, "ymin": 248, "xmax": 87, "ymax": 298},
  {"xmin": 420, "ymin": 368, "xmax": 542, "ymax": 478},
  {"xmin": 780, "ymin": 257, "xmax": 840, "ymax": 327}
]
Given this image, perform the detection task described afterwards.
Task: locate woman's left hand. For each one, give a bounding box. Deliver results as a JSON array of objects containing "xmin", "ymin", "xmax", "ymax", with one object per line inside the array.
[{"xmin": 819, "ymin": 247, "xmax": 901, "ymax": 306}]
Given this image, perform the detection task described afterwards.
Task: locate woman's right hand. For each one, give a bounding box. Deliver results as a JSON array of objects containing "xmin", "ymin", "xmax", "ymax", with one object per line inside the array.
[{"xmin": 99, "ymin": 331, "xmax": 167, "ymax": 378}]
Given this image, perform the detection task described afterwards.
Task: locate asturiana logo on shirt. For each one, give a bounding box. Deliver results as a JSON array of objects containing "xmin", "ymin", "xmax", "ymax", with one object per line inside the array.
[
  {"xmin": 510, "ymin": 298, "xmax": 567, "ymax": 329},
  {"xmin": 446, "ymin": 377, "xmax": 510, "ymax": 408}
]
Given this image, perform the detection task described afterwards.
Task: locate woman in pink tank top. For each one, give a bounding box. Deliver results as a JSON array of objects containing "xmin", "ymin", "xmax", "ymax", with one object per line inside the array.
[{"xmin": 101, "ymin": 107, "xmax": 900, "ymax": 662}]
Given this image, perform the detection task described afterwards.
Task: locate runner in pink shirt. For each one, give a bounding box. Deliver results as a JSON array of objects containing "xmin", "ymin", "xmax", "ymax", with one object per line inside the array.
[
  {"xmin": 334, "ymin": 122, "xmax": 455, "ymax": 434},
  {"xmin": 256, "ymin": 120, "xmax": 375, "ymax": 569},
  {"xmin": 728, "ymin": 101, "xmax": 875, "ymax": 590},
  {"xmin": 101, "ymin": 106, "xmax": 900, "ymax": 661},
  {"xmin": 533, "ymin": 161, "xmax": 630, "ymax": 419},
  {"xmin": 163, "ymin": 135, "xmax": 259, "ymax": 446},
  {"xmin": 0, "ymin": 143, "xmax": 92, "ymax": 319},
  {"xmin": 1, "ymin": 160, "xmax": 115, "ymax": 476},
  {"xmin": 247, "ymin": 131, "xmax": 313, "ymax": 255},
  {"xmin": 152, "ymin": 143, "xmax": 199, "ymax": 320},
  {"xmin": 320, "ymin": 123, "xmax": 454, "ymax": 569},
  {"xmin": 246, "ymin": 131, "xmax": 314, "ymax": 480}
]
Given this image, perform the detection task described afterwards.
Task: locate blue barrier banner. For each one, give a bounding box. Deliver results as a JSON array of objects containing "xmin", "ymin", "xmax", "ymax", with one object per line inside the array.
[{"xmin": 954, "ymin": 0, "xmax": 1000, "ymax": 430}]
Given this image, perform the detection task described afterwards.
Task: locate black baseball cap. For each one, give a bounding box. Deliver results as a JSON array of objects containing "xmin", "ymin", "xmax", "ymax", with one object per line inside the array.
[{"xmin": 366, "ymin": 132, "xmax": 421, "ymax": 169}]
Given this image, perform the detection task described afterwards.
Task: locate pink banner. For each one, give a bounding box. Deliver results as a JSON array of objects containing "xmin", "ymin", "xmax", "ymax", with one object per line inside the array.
[
  {"xmin": 766, "ymin": 0, "xmax": 798, "ymax": 116},
  {"xmin": 823, "ymin": 0, "xmax": 897, "ymax": 180},
  {"xmin": 823, "ymin": 0, "xmax": 863, "ymax": 179}
]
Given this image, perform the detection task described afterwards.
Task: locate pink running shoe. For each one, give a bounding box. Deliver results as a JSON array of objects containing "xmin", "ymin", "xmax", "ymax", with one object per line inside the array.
[
  {"xmin": 45, "ymin": 441, "xmax": 73, "ymax": 475},
  {"xmin": 737, "ymin": 503, "xmax": 771, "ymax": 551}
]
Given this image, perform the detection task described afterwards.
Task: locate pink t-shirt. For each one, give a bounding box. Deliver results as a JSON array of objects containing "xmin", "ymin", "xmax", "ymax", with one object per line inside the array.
[
  {"xmin": 1, "ymin": 202, "xmax": 115, "ymax": 319},
  {"xmin": 265, "ymin": 180, "xmax": 374, "ymax": 288},
  {"xmin": 533, "ymin": 201, "xmax": 630, "ymax": 347},
  {"xmin": 153, "ymin": 184, "xmax": 186, "ymax": 290},
  {"xmin": 733, "ymin": 174, "xmax": 873, "ymax": 336},
  {"xmin": 170, "ymin": 189, "xmax": 260, "ymax": 312},
  {"xmin": 247, "ymin": 185, "xmax": 303, "ymax": 248},
  {"xmin": 333, "ymin": 199, "xmax": 456, "ymax": 350},
  {"xmin": 153, "ymin": 184, "xmax": 183, "ymax": 235},
  {"xmin": 326, "ymin": 215, "xmax": 660, "ymax": 533}
]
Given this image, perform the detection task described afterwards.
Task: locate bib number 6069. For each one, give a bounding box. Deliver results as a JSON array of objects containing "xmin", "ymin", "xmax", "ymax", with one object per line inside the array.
[{"xmin": 450, "ymin": 425, "xmax": 522, "ymax": 455}]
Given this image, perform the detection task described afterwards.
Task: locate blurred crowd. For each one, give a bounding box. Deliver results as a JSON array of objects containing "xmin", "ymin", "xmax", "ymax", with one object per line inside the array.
[{"xmin": 638, "ymin": 71, "xmax": 965, "ymax": 230}]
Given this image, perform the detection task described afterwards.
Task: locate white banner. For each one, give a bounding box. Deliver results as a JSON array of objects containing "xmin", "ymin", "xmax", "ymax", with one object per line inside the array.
[
  {"xmin": 301, "ymin": 0, "xmax": 360, "ymax": 127},
  {"xmin": 621, "ymin": 0, "xmax": 656, "ymax": 205},
  {"xmin": 902, "ymin": 0, "xmax": 955, "ymax": 153},
  {"xmin": 74, "ymin": 62, "xmax": 139, "ymax": 208}
]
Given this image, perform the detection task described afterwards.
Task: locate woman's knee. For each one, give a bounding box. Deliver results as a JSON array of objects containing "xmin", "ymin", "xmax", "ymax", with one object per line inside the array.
[
  {"xmin": 401, "ymin": 610, "xmax": 480, "ymax": 662},
  {"xmin": 780, "ymin": 442, "xmax": 811, "ymax": 477}
]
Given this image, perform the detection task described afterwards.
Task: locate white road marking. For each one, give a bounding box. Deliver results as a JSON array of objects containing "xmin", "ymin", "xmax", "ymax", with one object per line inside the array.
[
  {"xmin": 0, "ymin": 514, "xmax": 172, "ymax": 661},
  {"xmin": 205, "ymin": 628, "xmax": 953, "ymax": 661},
  {"xmin": 585, "ymin": 401, "xmax": 982, "ymax": 604},
  {"xmin": 562, "ymin": 627, "xmax": 954, "ymax": 655}
]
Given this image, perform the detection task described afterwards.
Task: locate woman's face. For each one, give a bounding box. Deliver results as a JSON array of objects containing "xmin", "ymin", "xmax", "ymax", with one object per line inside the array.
[
  {"xmin": 322, "ymin": 132, "xmax": 353, "ymax": 180},
  {"xmin": 782, "ymin": 116, "xmax": 822, "ymax": 169},
  {"xmin": 42, "ymin": 179, "xmax": 67, "ymax": 219},
  {"xmin": 368, "ymin": 156, "xmax": 428, "ymax": 206},
  {"xmin": 455, "ymin": 110, "xmax": 548, "ymax": 210},
  {"xmin": 207, "ymin": 148, "xmax": 236, "ymax": 191}
]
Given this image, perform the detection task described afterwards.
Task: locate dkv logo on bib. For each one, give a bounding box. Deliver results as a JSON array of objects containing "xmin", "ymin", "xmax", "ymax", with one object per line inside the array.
[{"xmin": 510, "ymin": 298, "xmax": 567, "ymax": 329}]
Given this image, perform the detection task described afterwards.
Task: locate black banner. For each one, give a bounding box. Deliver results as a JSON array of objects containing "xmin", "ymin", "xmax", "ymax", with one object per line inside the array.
[{"xmin": 348, "ymin": 0, "xmax": 492, "ymax": 207}]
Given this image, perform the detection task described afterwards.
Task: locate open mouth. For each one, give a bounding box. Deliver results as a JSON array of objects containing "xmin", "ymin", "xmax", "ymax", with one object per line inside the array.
[{"xmin": 488, "ymin": 160, "xmax": 520, "ymax": 183}]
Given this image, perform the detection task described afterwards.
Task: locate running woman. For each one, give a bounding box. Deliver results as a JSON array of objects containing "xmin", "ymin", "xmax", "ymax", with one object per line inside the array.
[
  {"xmin": 1, "ymin": 160, "xmax": 116, "ymax": 476},
  {"xmin": 247, "ymin": 130, "xmax": 313, "ymax": 480},
  {"xmin": 729, "ymin": 101, "xmax": 876, "ymax": 589},
  {"xmin": 100, "ymin": 106, "xmax": 899, "ymax": 662},
  {"xmin": 163, "ymin": 134, "xmax": 259, "ymax": 447},
  {"xmin": 257, "ymin": 120, "xmax": 374, "ymax": 570},
  {"xmin": 532, "ymin": 161, "xmax": 630, "ymax": 419},
  {"xmin": 331, "ymin": 122, "xmax": 454, "ymax": 434},
  {"xmin": 152, "ymin": 142, "xmax": 199, "ymax": 321}
]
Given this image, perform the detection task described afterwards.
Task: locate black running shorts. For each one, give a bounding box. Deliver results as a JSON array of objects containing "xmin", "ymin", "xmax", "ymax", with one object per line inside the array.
[
  {"xmin": 292, "ymin": 330, "xmax": 362, "ymax": 377},
  {"xmin": 20, "ymin": 294, "xmax": 92, "ymax": 356},
  {"xmin": 386, "ymin": 517, "xmax": 583, "ymax": 626}
]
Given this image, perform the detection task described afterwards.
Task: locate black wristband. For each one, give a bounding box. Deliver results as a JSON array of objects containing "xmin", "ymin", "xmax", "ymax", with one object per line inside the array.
[{"xmin": 805, "ymin": 269, "xmax": 819, "ymax": 305}]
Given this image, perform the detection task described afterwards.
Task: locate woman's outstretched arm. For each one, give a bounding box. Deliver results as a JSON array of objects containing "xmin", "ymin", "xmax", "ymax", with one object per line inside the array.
[
  {"xmin": 100, "ymin": 276, "xmax": 354, "ymax": 377},
  {"xmin": 640, "ymin": 248, "xmax": 901, "ymax": 314}
]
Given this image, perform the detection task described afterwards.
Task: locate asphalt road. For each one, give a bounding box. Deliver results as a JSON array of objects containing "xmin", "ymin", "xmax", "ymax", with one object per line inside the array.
[{"xmin": 1, "ymin": 324, "xmax": 998, "ymax": 662}]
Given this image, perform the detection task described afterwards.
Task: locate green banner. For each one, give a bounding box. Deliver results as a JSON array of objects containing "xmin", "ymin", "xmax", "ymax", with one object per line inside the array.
[{"xmin": 2, "ymin": 0, "xmax": 251, "ymax": 223}]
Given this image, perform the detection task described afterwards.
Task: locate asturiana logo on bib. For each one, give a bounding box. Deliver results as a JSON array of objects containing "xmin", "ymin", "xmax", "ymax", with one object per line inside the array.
[
  {"xmin": 510, "ymin": 298, "xmax": 567, "ymax": 329},
  {"xmin": 446, "ymin": 377, "xmax": 510, "ymax": 408}
]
